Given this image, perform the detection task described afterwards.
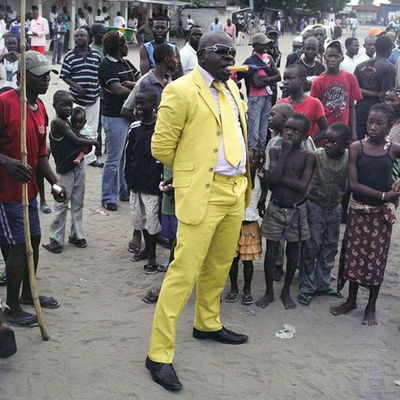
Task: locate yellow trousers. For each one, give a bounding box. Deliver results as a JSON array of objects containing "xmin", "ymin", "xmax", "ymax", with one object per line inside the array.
[{"xmin": 148, "ymin": 174, "xmax": 247, "ymax": 363}]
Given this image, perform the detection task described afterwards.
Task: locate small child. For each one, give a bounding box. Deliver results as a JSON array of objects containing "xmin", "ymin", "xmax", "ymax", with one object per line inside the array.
[
  {"xmin": 331, "ymin": 104, "xmax": 400, "ymax": 326},
  {"xmin": 225, "ymin": 148, "xmax": 262, "ymax": 305},
  {"xmin": 52, "ymin": 14, "xmax": 66, "ymax": 65},
  {"xmin": 70, "ymin": 107, "xmax": 103, "ymax": 167},
  {"xmin": 311, "ymin": 40, "xmax": 362, "ymax": 141},
  {"xmin": 298, "ymin": 122, "xmax": 350, "ymax": 305},
  {"xmin": 257, "ymin": 113, "xmax": 315, "ymax": 310},
  {"xmin": 237, "ymin": 33, "xmax": 280, "ymax": 150},
  {"xmin": 0, "ymin": 34, "xmax": 20, "ymax": 89},
  {"xmin": 279, "ymin": 64, "xmax": 328, "ymax": 145},
  {"xmin": 42, "ymin": 90, "xmax": 99, "ymax": 254},
  {"xmin": 264, "ymin": 103, "xmax": 316, "ymax": 282},
  {"xmin": 125, "ymin": 88, "xmax": 163, "ymax": 274}
]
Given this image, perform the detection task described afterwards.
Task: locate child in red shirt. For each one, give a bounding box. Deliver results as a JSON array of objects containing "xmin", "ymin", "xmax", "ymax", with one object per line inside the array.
[
  {"xmin": 311, "ymin": 40, "xmax": 362, "ymax": 141},
  {"xmin": 279, "ymin": 63, "xmax": 328, "ymax": 145}
]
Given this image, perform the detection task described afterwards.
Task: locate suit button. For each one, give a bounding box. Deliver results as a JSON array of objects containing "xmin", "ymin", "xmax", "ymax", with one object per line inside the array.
[
  {"xmin": 209, "ymin": 167, "xmax": 213, "ymax": 172},
  {"xmin": 216, "ymin": 131, "xmax": 221, "ymax": 136},
  {"xmin": 205, "ymin": 184, "xmax": 210, "ymax": 188},
  {"xmin": 214, "ymin": 148, "xmax": 218, "ymax": 153}
]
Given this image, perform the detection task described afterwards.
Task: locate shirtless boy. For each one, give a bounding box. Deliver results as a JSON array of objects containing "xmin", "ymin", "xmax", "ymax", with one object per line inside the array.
[{"xmin": 257, "ymin": 113, "xmax": 315, "ymax": 309}]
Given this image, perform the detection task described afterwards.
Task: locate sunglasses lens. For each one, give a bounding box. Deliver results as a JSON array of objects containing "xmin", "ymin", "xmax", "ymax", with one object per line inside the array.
[{"xmin": 214, "ymin": 44, "xmax": 236, "ymax": 57}]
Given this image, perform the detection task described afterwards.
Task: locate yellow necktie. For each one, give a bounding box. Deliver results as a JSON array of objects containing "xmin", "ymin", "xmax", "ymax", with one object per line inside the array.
[{"xmin": 212, "ymin": 81, "xmax": 242, "ymax": 168}]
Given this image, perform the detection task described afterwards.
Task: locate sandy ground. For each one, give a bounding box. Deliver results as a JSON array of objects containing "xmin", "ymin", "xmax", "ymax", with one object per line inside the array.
[{"xmin": 1, "ymin": 24, "xmax": 400, "ymax": 400}]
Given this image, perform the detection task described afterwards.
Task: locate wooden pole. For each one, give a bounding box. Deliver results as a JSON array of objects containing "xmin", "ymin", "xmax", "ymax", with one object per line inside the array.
[{"xmin": 20, "ymin": 0, "xmax": 50, "ymax": 341}]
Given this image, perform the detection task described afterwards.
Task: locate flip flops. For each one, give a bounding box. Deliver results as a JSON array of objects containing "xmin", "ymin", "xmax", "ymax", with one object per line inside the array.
[
  {"xmin": 225, "ymin": 290, "xmax": 240, "ymax": 303},
  {"xmin": 316, "ymin": 288, "xmax": 344, "ymax": 298},
  {"xmin": 128, "ymin": 241, "xmax": 141, "ymax": 253},
  {"xmin": 130, "ymin": 251, "xmax": 148, "ymax": 262},
  {"xmin": 241, "ymin": 293, "xmax": 255, "ymax": 305},
  {"xmin": 68, "ymin": 236, "xmax": 88, "ymax": 248},
  {"xmin": 144, "ymin": 264, "xmax": 159, "ymax": 275},
  {"xmin": 298, "ymin": 293, "xmax": 313, "ymax": 305},
  {"xmin": 20, "ymin": 296, "xmax": 61, "ymax": 309},
  {"xmin": 42, "ymin": 241, "xmax": 63, "ymax": 254},
  {"xmin": 0, "ymin": 328, "xmax": 17, "ymax": 358},
  {"xmin": 7, "ymin": 313, "xmax": 39, "ymax": 328},
  {"xmin": 40, "ymin": 204, "xmax": 51, "ymax": 214}
]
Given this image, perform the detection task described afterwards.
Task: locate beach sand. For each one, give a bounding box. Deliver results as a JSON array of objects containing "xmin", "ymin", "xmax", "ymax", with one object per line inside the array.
[{"xmin": 1, "ymin": 24, "xmax": 400, "ymax": 400}]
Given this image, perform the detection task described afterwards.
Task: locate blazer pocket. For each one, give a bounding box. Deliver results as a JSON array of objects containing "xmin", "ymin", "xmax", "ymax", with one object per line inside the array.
[
  {"xmin": 173, "ymin": 177, "xmax": 192, "ymax": 188},
  {"xmin": 175, "ymin": 162, "xmax": 194, "ymax": 171}
]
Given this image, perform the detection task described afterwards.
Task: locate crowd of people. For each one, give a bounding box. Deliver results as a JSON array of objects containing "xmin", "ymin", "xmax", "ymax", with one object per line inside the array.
[{"xmin": 0, "ymin": 8, "xmax": 400, "ymax": 393}]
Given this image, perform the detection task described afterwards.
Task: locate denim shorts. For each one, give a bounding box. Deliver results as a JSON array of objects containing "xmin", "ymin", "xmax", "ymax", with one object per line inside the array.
[
  {"xmin": 261, "ymin": 200, "xmax": 310, "ymax": 242},
  {"xmin": 0, "ymin": 198, "xmax": 41, "ymax": 245}
]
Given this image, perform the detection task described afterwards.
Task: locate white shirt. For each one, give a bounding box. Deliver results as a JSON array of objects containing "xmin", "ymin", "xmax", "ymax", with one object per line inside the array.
[
  {"xmin": 186, "ymin": 17, "xmax": 194, "ymax": 31},
  {"xmin": 340, "ymin": 54, "xmax": 359, "ymax": 74},
  {"xmin": 356, "ymin": 53, "xmax": 372, "ymax": 66},
  {"xmin": 114, "ymin": 16, "xmax": 126, "ymax": 28},
  {"xmin": 86, "ymin": 13, "xmax": 94, "ymax": 27},
  {"xmin": 101, "ymin": 12, "xmax": 109, "ymax": 27},
  {"xmin": 243, "ymin": 174, "xmax": 261, "ymax": 222},
  {"xmin": 198, "ymin": 65, "xmax": 246, "ymax": 176},
  {"xmin": 180, "ymin": 42, "xmax": 197, "ymax": 75},
  {"xmin": 77, "ymin": 17, "xmax": 87, "ymax": 28}
]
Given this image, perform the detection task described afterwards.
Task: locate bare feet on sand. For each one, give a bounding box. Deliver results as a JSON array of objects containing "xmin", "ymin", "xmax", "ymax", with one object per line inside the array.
[
  {"xmin": 255, "ymin": 293, "xmax": 274, "ymax": 308},
  {"xmin": 362, "ymin": 308, "xmax": 378, "ymax": 326},
  {"xmin": 330, "ymin": 301, "xmax": 357, "ymax": 316},
  {"xmin": 281, "ymin": 291, "xmax": 296, "ymax": 310}
]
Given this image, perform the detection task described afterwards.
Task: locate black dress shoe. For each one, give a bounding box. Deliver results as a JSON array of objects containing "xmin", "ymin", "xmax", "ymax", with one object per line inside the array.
[
  {"xmin": 145, "ymin": 356, "xmax": 182, "ymax": 391},
  {"xmin": 193, "ymin": 326, "xmax": 248, "ymax": 344},
  {"xmin": 102, "ymin": 203, "xmax": 117, "ymax": 211}
]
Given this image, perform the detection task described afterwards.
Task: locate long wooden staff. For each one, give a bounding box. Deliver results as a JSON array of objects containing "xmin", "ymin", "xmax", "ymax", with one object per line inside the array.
[{"xmin": 20, "ymin": 0, "xmax": 49, "ymax": 341}]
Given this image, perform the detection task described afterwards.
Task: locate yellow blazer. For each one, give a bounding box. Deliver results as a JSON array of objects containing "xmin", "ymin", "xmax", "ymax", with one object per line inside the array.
[{"xmin": 151, "ymin": 66, "xmax": 251, "ymax": 225}]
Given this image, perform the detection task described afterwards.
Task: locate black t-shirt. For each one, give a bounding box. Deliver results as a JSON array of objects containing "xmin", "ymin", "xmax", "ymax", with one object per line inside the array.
[
  {"xmin": 354, "ymin": 57, "xmax": 396, "ymax": 116},
  {"xmin": 295, "ymin": 58, "xmax": 325, "ymax": 78},
  {"xmin": 124, "ymin": 121, "xmax": 162, "ymax": 195},
  {"xmin": 99, "ymin": 57, "xmax": 140, "ymax": 117}
]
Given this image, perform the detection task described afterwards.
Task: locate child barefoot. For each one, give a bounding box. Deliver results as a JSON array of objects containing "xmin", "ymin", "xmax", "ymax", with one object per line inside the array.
[
  {"xmin": 125, "ymin": 88, "xmax": 163, "ymax": 274},
  {"xmin": 42, "ymin": 90, "xmax": 99, "ymax": 254},
  {"xmin": 331, "ymin": 104, "xmax": 400, "ymax": 325},
  {"xmin": 298, "ymin": 123, "xmax": 350, "ymax": 305},
  {"xmin": 257, "ymin": 113, "xmax": 315, "ymax": 310},
  {"xmin": 225, "ymin": 148, "xmax": 262, "ymax": 305}
]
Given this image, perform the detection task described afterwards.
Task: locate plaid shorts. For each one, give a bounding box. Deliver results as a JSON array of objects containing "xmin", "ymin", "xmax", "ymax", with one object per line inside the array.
[{"xmin": 0, "ymin": 198, "xmax": 41, "ymax": 245}]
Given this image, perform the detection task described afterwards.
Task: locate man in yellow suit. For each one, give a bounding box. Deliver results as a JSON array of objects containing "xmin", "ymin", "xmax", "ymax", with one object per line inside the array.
[{"xmin": 146, "ymin": 31, "xmax": 252, "ymax": 391}]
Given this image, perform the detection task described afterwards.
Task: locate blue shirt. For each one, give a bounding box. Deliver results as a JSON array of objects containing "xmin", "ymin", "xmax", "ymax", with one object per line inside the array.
[{"xmin": 387, "ymin": 48, "xmax": 400, "ymax": 66}]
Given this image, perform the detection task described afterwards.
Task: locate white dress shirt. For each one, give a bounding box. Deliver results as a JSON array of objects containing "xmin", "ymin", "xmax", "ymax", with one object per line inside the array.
[
  {"xmin": 198, "ymin": 65, "xmax": 246, "ymax": 176},
  {"xmin": 180, "ymin": 43, "xmax": 197, "ymax": 75}
]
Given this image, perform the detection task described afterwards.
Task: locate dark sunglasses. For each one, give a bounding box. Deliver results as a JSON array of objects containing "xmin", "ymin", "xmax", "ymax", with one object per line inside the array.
[{"xmin": 201, "ymin": 43, "xmax": 236, "ymax": 57}]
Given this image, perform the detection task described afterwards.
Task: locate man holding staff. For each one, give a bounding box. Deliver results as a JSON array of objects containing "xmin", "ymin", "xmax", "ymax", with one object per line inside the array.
[
  {"xmin": 146, "ymin": 31, "xmax": 251, "ymax": 391},
  {"xmin": 0, "ymin": 51, "xmax": 65, "ymax": 327}
]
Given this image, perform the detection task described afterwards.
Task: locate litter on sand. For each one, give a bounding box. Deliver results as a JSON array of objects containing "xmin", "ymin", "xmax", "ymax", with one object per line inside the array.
[
  {"xmin": 275, "ymin": 323, "xmax": 296, "ymax": 339},
  {"xmin": 394, "ymin": 379, "xmax": 400, "ymax": 386}
]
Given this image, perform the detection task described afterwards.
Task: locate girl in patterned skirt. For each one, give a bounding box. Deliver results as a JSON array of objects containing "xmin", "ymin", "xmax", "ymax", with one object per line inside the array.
[
  {"xmin": 225, "ymin": 148, "xmax": 263, "ymax": 305},
  {"xmin": 331, "ymin": 104, "xmax": 400, "ymax": 326}
]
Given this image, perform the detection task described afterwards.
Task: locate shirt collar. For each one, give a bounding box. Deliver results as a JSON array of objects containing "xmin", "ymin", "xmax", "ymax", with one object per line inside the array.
[
  {"xmin": 184, "ymin": 42, "xmax": 197, "ymax": 55},
  {"xmin": 106, "ymin": 55, "xmax": 119, "ymax": 62},
  {"xmin": 198, "ymin": 64, "xmax": 216, "ymax": 88}
]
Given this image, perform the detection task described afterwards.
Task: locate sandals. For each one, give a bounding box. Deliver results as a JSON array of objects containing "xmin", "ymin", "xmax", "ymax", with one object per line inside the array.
[
  {"xmin": 42, "ymin": 241, "xmax": 63, "ymax": 254},
  {"xmin": 316, "ymin": 288, "xmax": 343, "ymax": 298},
  {"xmin": 225, "ymin": 290, "xmax": 240, "ymax": 303},
  {"xmin": 241, "ymin": 293, "xmax": 255, "ymax": 305},
  {"xmin": 20, "ymin": 295, "xmax": 61, "ymax": 309},
  {"xmin": 130, "ymin": 251, "xmax": 148, "ymax": 262},
  {"xmin": 128, "ymin": 241, "xmax": 141, "ymax": 253},
  {"xmin": 141, "ymin": 288, "xmax": 160, "ymax": 304},
  {"xmin": 298, "ymin": 293, "xmax": 313, "ymax": 305},
  {"xmin": 6, "ymin": 313, "xmax": 39, "ymax": 328},
  {"xmin": 68, "ymin": 236, "xmax": 88, "ymax": 248},
  {"xmin": 40, "ymin": 204, "xmax": 51, "ymax": 214},
  {"xmin": 144, "ymin": 264, "xmax": 159, "ymax": 275}
]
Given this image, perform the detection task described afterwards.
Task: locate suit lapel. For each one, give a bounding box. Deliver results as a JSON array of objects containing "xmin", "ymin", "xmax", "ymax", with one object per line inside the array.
[{"xmin": 193, "ymin": 68, "xmax": 220, "ymax": 124}]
